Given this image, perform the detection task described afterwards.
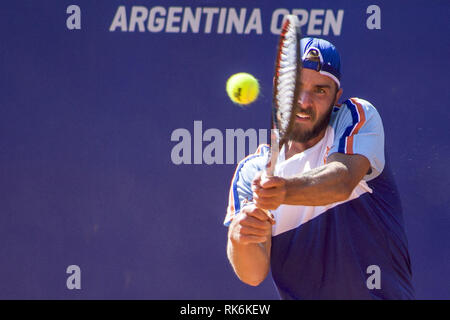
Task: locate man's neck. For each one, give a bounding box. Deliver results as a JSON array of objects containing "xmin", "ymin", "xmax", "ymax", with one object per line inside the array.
[{"xmin": 284, "ymin": 129, "xmax": 327, "ymax": 160}]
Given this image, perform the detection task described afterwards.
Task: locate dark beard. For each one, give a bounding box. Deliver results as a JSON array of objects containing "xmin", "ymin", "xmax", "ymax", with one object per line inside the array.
[{"xmin": 287, "ymin": 101, "xmax": 334, "ymax": 143}]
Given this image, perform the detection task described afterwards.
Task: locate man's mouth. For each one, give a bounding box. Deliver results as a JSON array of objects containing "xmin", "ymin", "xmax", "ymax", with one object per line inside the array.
[{"xmin": 295, "ymin": 112, "xmax": 312, "ymax": 122}]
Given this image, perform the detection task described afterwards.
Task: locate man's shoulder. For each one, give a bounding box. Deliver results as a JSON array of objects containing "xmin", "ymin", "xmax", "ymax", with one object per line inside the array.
[
  {"xmin": 331, "ymin": 97, "xmax": 383, "ymax": 127},
  {"xmin": 234, "ymin": 144, "xmax": 269, "ymax": 174},
  {"xmin": 336, "ymin": 97, "xmax": 379, "ymax": 112}
]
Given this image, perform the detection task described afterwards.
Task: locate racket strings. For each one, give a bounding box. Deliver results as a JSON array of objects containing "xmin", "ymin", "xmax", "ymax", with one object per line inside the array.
[
  {"xmin": 275, "ymin": 21, "xmax": 299, "ymax": 136},
  {"xmin": 266, "ymin": 15, "xmax": 301, "ymax": 177}
]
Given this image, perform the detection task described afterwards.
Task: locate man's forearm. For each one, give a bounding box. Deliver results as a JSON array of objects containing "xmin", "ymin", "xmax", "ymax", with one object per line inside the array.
[
  {"xmin": 227, "ymin": 238, "xmax": 270, "ymax": 286},
  {"xmin": 284, "ymin": 161, "xmax": 353, "ymax": 206}
]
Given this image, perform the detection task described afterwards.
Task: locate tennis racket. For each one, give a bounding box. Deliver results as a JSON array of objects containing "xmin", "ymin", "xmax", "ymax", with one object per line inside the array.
[
  {"xmin": 260, "ymin": 15, "xmax": 302, "ymax": 217},
  {"xmin": 264, "ymin": 15, "xmax": 302, "ymax": 178}
]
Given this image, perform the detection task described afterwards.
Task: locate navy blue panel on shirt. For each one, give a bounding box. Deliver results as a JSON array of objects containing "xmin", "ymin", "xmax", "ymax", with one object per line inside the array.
[{"xmin": 270, "ymin": 163, "xmax": 414, "ymax": 300}]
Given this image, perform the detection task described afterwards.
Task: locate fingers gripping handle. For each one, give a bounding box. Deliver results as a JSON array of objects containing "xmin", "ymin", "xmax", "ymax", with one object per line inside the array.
[
  {"xmin": 260, "ymin": 129, "xmax": 280, "ymax": 223},
  {"xmin": 260, "ymin": 172, "xmax": 276, "ymax": 223}
]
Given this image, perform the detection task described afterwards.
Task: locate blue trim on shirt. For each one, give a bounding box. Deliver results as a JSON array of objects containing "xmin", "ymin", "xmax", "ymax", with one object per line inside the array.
[
  {"xmin": 338, "ymin": 100, "xmax": 359, "ymax": 153},
  {"xmin": 232, "ymin": 146, "xmax": 268, "ymax": 214}
]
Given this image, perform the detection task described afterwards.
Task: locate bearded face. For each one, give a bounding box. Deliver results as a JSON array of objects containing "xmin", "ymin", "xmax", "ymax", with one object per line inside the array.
[
  {"xmin": 287, "ymin": 95, "xmax": 336, "ymax": 143},
  {"xmin": 282, "ymin": 69, "xmax": 341, "ymax": 144}
]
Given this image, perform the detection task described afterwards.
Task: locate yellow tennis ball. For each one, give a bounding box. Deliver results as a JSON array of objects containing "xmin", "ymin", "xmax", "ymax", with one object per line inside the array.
[{"xmin": 226, "ymin": 73, "xmax": 259, "ymax": 105}]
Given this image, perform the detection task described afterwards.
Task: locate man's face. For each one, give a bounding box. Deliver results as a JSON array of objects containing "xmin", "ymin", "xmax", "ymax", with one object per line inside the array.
[{"xmin": 288, "ymin": 69, "xmax": 342, "ymax": 143}]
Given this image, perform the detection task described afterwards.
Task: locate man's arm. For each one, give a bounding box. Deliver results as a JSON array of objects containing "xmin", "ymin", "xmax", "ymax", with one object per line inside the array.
[
  {"xmin": 227, "ymin": 204, "xmax": 273, "ymax": 286},
  {"xmin": 252, "ymin": 153, "xmax": 371, "ymax": 209}
]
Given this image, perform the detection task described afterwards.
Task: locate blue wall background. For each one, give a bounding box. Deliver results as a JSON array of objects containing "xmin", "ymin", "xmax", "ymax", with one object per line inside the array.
[{"xmin": 0, "ymin": 0, "xmax": 448, "ymax": 299}]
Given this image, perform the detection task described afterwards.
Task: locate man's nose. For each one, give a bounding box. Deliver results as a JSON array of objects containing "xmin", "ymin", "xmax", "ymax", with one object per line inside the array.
[{"xmin": 298, "ymin": 90, "xmax": 312, "ymax": 106}]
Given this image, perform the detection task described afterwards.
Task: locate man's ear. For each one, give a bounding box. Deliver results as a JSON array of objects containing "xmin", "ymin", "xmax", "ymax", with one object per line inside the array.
[{"xmin": 335, "ymin": 87, "xmax": 343, "ymax": 104}]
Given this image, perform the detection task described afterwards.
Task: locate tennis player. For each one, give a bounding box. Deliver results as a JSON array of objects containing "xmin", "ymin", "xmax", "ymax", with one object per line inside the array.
[{"xmin": 224, "ymin": 38, "xmax": 414, "ymax": 299}]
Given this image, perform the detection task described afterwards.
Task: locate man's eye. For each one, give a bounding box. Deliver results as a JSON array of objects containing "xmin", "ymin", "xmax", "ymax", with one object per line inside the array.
[{"xmin": 316, "ymin": 88, "xmax": 325, "ymax": 94}]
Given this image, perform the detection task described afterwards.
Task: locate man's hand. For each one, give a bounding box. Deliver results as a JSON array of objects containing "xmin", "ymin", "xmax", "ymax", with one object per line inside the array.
[
  {"xmin": 228, "ymin": 204, "xmax": 274, "ymax": 245},
  {"xmin": 251, "ymin": 171, "xmax": 287, "ymax": 211},
  {"xmin": 227, "ymin": 203, "xmax": 273, "ymax": 286}
]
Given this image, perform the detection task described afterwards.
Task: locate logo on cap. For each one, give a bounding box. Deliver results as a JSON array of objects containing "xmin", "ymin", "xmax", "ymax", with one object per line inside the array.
[
  {"xmin": 304, "ymin": 48, "xmax": 322, "ymax": 71},
  {"xmin": 305, "ymin": 48, "xmax": 320, "ymax": 60},
  {"xmin": 303, "ymin": 47, "xmax": 324, "ymax": 72}
]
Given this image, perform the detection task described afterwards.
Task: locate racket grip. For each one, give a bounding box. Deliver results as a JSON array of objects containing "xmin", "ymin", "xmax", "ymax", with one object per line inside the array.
[
  {"xmin": 258, "ymin": 130, "xmax": 279, "ymax": 223},
  {"xmin": 263, "ymin": 208, "xmax": 275, "ymax": 222},
  {"xmin": 265, "ymin": 129, "xmax": 280, "ymax": 176},
  {"xmin": 259, "ymin": 171, "xmax": 276, "ymax": 224}
]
